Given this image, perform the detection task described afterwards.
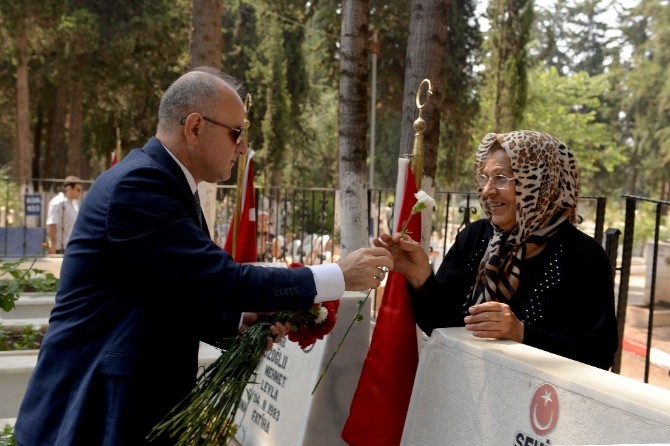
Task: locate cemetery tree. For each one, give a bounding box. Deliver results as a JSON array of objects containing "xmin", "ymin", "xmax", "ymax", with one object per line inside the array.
[
  {"xmin": 190, "ymin": 0, "xmax": 222, "ymax": 238},
  {"xmin": 399, "ymin": 0, "xmax": 448, "ymax": 188},
  {"xmin": 521, "ymin": 66, "xmax": 626, "ymax": 196},
  {"xmin": 0, "ymin": 0, "xmax": 61, "ymax": 187},
  {"xmin": 621, "ymin": 0, "xmax": 670, "ymax": 199},
  {"xmin": 338, "ymin": 0, "xmax": 370, "ymax": 255},
  {"xmin": 439, "ymin": 0, "xmax": 483, "ymax": 190},
  {"xmin": 486, "ymin": 0, "xmax": 533, "ymax": 132}
]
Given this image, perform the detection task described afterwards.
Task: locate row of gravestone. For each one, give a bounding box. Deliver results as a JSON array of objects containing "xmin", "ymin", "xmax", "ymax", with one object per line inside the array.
[
  {"xmin": 0, "ymin": 292, "xmax": 56, "ymax": 420},
  {"xmin": 1, "ymin": 292, "xmax": 54, "ymax": 327}
]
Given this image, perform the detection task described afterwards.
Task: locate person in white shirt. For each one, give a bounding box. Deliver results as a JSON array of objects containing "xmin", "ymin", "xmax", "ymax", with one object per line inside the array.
[{"xmin": 46, "ymin": 175, "xmax": 83, "ymax": 254}]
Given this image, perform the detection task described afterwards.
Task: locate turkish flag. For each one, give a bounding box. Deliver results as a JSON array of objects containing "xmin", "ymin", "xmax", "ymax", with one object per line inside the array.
[
  {"xmin": 224, "ymin": 150, "xmax": 257, "ymax": 262},
  {"xmin": 341, "ymin": 157, "xmax": 420, "ymax": 445},
  {"xmin": 109, "ymin": 149, "xmax": 118, "ymax": 168}
]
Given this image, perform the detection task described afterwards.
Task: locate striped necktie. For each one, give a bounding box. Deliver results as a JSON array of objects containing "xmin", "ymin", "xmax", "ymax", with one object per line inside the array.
[{"xmin": 193, "ymin": 190, "xmax": 202, "ymax": 228}]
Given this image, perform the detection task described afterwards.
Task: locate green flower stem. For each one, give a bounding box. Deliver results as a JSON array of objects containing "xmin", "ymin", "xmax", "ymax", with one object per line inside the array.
[
  {"xmin": 148, "ymin": 323, "xmax": 270, "ymax": 445},
  {"xmin": 311, "ymin": 288, "xmax": 372, "ymax": 395}
]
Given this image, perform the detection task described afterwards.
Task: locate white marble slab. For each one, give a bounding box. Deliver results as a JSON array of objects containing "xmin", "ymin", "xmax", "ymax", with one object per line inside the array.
[
  {"xmin": 234, "ymin": 291, "xmax": 370, "ymax": 446},
  {"xmin": 402, "ymin": 327, "xmax": 670, "ymax": 446}
]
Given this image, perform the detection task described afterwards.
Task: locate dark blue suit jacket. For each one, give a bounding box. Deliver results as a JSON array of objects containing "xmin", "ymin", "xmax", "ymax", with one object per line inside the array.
[{"xmin": 15, "ymin": 137, "xmax": 318, "ymax": 445}]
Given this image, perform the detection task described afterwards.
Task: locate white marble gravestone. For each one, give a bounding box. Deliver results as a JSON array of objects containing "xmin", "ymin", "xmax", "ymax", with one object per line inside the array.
[
  {"xmin": 233, "ymin": 291, "xmax": 369, "ymax": 446},
  {"xmin": 402, "ymin": 328, "xmax": 670, "ymax": 445}
]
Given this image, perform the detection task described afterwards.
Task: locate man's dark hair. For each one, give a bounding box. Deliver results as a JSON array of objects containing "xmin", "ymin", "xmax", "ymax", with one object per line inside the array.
[{"xmin": 63, "ymin": 175, "xmax": 82, "ymax": 190}]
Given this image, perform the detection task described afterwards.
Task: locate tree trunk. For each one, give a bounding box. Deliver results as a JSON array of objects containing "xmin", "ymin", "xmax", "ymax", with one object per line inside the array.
[
  {"xmin": 399, "ymin": 0, "xmax": 448, "ymax": 248},
  {"xmin": 31, "ymin": 107, "xmax": 44, "ymax": 181},
  {"xmin": 488, "ymin": 0, "xmax": 532, "ymax": 132},
  {"xmin": 47, "ymin": 82, "xmax": 68, "ymax": 178},
  {"xmin": 15, "ymin": 26, "xmax": 32, "ymax": 189},
  {"xmin": 338, "ymin": 0, "xmax": 370, "ymax": 256},
  {"xmin": 191, "ymin": 0, "xmax": 222, "ymax": 239},
  {"xmin": 67, "ymin": 80, "xmax": 84, "ymax": 178}
]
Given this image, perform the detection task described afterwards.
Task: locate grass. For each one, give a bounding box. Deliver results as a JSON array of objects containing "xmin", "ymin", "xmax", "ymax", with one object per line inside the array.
[
  {"xmin": 0, "ymin": 257, "xmax": 59, "ymax": 313},
  {"xmin": 0, "ymin": 324, "xmax": 45, "ymax": 351},
  {"xmin": 0, "ymin": 424, "xmax": 15, "ymax": 446}
]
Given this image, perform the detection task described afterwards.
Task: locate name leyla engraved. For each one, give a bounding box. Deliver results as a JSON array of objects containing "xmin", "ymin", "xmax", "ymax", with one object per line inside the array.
[
  {"xmin": 514, "ymin": 383, "xmax": 559, "ymax": 445},
  {"xmin": 260, "ymin": 377, "xmax": 279, "ymax": 401}
]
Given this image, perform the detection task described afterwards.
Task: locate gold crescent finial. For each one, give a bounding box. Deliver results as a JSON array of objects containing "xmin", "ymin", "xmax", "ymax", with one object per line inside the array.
[
  {"xmin": 411, "ymin": 79, "xmax": 432, "ymax": 188},
  {"xmin": 415, "ymin": 79, "xmax": 432, "ymax": 112},
  {"xmin": 243, "ymin": 94, "xmax": 252, "ymax": 143}
]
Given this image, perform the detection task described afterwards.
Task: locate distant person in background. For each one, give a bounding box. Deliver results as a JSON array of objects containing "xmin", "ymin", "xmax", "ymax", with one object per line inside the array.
[
  {"xmin": 46, "ymin": 175, "xmax": 83, "ymax": 254},
  {"xmin": 376, "ymin": 130, "xmax": 619, "ymax": 370},
  {"xmin": 257, "ymin": 210, "xmax": 282, "ymax": 261}
]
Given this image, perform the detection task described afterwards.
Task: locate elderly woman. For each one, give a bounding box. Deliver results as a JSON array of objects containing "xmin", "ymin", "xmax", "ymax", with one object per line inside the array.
[{"xmin": 376, "ymin": 130, "xmax": 619, "ymax": 370}]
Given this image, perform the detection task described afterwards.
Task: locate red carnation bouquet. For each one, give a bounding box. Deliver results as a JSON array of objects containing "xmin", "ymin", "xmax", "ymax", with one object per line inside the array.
[
  {"xmin": 287, "ymin": 300, "xmax": 339, "ymax": 349},
  {"xmin": 148, "ymin": 262, "xmax": 340, "ymax": 445}
]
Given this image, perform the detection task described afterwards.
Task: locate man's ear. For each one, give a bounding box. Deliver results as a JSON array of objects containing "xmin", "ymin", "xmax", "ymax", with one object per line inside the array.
[{"xmin": 182, "ymin": 114, "xmax": 202, "ymax": 145}]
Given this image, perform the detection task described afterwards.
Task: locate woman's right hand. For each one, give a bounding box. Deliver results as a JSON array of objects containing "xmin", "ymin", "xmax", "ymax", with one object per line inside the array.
[{"xmin": 373, "ymin": 233, "xmax": 432, "ymax": 289}]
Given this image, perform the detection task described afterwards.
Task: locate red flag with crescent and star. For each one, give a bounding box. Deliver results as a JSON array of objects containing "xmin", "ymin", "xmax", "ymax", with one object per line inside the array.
[
  {"xmin": 224, "ymin": 150, "xmax": 257, "ymax": 262},
  {"xmin": 342, "ymin": 157, "xmax": 420, "ymax": 446}
]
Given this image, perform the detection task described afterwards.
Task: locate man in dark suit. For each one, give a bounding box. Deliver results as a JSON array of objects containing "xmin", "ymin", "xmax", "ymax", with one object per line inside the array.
[{"xmin": 15, "ymin": 67, "xmax": 392, "ymax": 445}]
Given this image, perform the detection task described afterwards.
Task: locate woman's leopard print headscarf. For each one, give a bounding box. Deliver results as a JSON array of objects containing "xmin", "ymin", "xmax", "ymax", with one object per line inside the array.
[{"xmin": 467, "ymin": 130, "xmax": 579, "ymax": 307}]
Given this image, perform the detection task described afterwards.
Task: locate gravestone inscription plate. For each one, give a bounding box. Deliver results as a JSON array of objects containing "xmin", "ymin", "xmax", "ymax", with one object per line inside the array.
[{"xmin": 234, "ymin": 291, "xmax": 369, "ymax": 446}]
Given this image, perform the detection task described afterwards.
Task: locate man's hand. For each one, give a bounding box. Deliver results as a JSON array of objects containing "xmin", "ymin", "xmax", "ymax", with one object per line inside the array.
[
  {"xmin": 336, "ymin": 247, "xmax": 394, "ymax": 291},
  {"xmin": 463, "ymin": 301, "xmax": 524, "ymax": 342},
  {"xmin": 241, "ymin": 312, "xmax": 292, "ymax": 351},
  {"xmin": 373, "ymin": 233, "xmax": 432, "ymax": 289}
]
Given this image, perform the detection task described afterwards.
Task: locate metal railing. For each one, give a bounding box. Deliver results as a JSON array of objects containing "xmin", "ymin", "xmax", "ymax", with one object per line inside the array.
[
  {"xmin": 610, "ymin": 195, "xmax": 670, "ymax": 382},
  {"xmin": 2, "ymin": 177, "xmax": 669, "ymax": 386}
]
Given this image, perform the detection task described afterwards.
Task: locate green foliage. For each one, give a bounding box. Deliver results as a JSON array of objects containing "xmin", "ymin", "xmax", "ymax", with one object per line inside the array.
[
  {"xmin": 0, "ymin": 424, "xmax": 15, "ymax": 446},
  {"xmin": 438, "ymin": 0, "xmax": 483, "ymax": 190},
  {"xmin": 369, "ymin": 1, "xmax": 410, "ymax": 112},
  {"xmin": 0, "ymin": 323, "xmax": 44, "ymax": 351},
  {"xmin": 620, "ymin": 0, "xmax": 670, "ymax": 199},
  {"xmin": 485, "ymin": 0, "xmax": 534, "ymax": 131},
  {"xmin": 0, "ymin": 257, "xmax": 59, "ymax": 312},
  {"xmin": 221, "ymin": 0, "xmax": 319, "ymax": 188},
  {"xmin": 531, "ymin": 0, "xmax": 616, "ymax": 77},
  {"xmin": 0, "ymin": 0, "xmax": 667, "ymax": 203},
  {"xmin": 0, "ymin": 0, "xmax": 190, "ymax": 178},
  {"xmin": 372, "ymin": 110, "xmax": 404, "ymax": 189},
  {"xmin": 296, "ymin": 88, "xmax": 339, "ymax": 188},
  {"xmin": 304, "ymin": 0, "xmax": 342, "ymax": 88},
  {"xmin": 522, "ymin": 66, "xmax": 628, "ymax": 195}
]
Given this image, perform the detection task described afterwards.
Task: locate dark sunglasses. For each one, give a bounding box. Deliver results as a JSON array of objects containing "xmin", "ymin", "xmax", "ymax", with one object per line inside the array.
[{"xmin": 179, "ymin": 115, "xmax": 245, "ymax": 144}]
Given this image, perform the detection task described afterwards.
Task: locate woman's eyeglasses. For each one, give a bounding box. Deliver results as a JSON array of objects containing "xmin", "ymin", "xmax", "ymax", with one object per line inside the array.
[
  {"xmin": 476, "ymin": 173, "xmax": 515, "ymax": 190},
  {"xmin": 179, "ymin": 115, "xmax": 245, "ymax": 144}
]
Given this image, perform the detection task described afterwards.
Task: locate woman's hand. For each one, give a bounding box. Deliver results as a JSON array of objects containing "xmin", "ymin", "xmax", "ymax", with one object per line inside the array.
[
  {"xmin": 463, "ymin": 301, "xmax": 524, "ymax": 342},
  {"xmin": 373, "ymin": 233, "xmax": 432, "ymax": 289}
]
